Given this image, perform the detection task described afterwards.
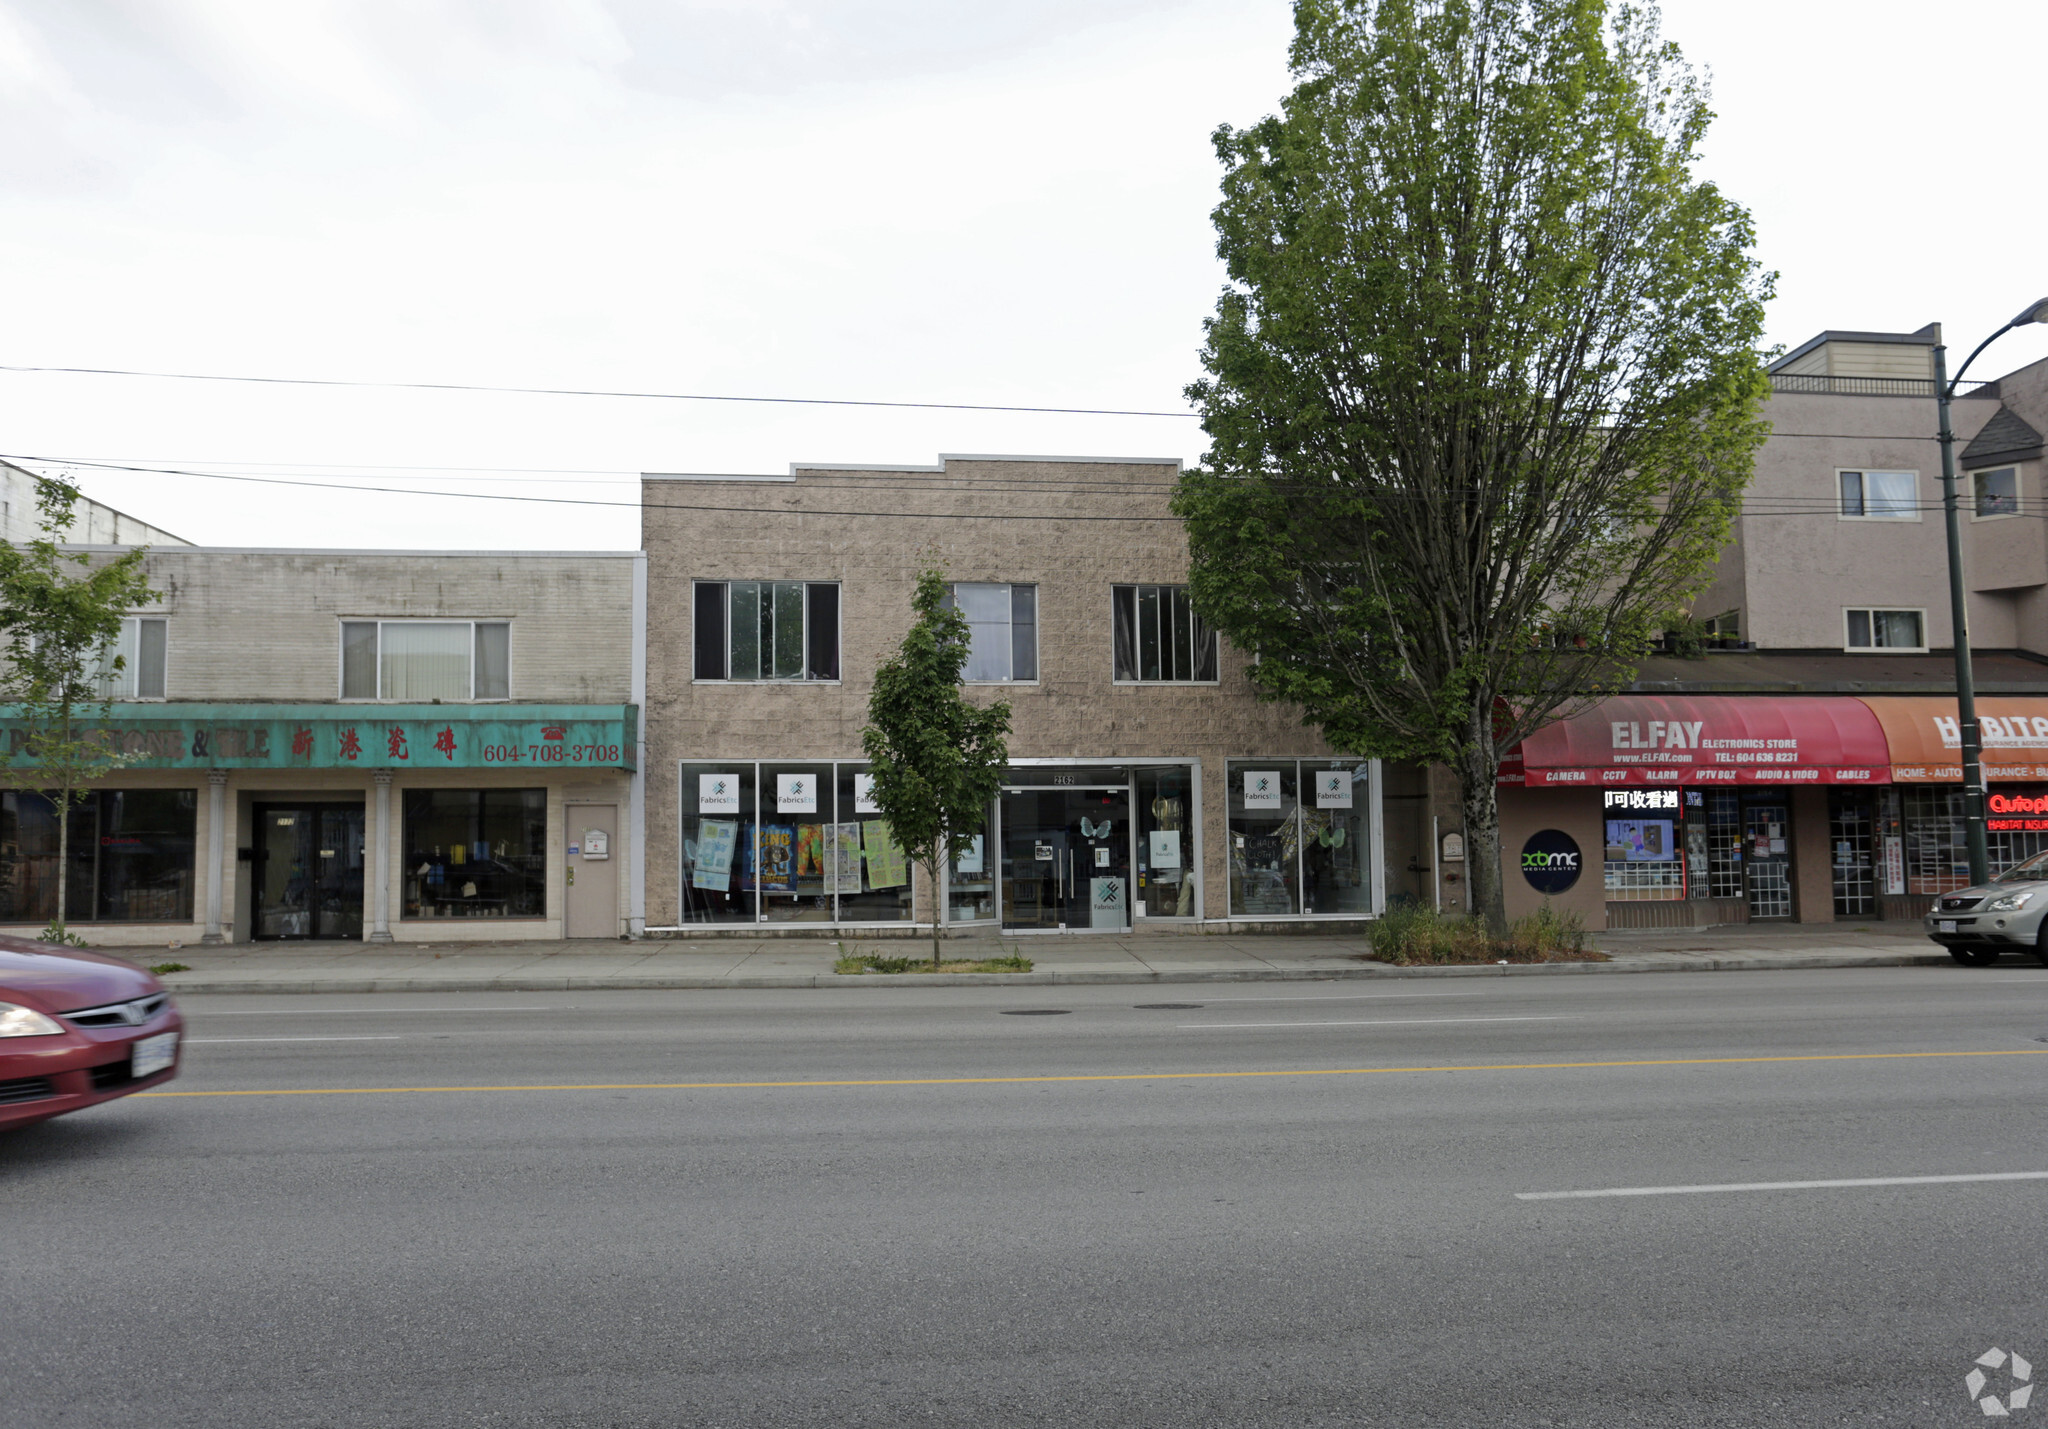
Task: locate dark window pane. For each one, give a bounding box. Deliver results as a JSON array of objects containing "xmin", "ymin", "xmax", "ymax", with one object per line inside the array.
[
  {"xmin": 1011, "ymin": 584, "xmax": 1037, "ymax": 681},
  {"xmin": 806, "ymin": 583, "xmax": 840, "ymax": 680},
  {"xmin": 341, "ymin": 621, "xmax": 378, "ymax": 698},
  {"xmin": 772, "ymin": 582, "xmax": 805, "ymax": 679},
  {"xmin": 1192, "ymin": 608, "xmax": 1219, "ymax": 681},
  {"xmin": 730, "ymin": 581, "xmax": 761, "ymax": 680},
  {"xmin": 136, "ymin": 619, "xmax": 168, "ymax": 699},
  {"xmin": 693, "ymin": 583, "xmax": 728, "ymax": 680},
  {"xmin": 94, "ymin": 789, "xmax": 195, "ymax": 922},
  {"xmin": 1839, "ymin": 471, "xmax": 1864, "ymax": 517},
  {"xmin": 1112, "ymin": 586, "xmax": 1137, "ymax": 681},
  {"xmin": 474, "ymin": 623, "xmax": 510, "ymax": 699},
  {"xmin": 1170, "ymin": 588, "xmax": 1193, "ymax": 681},
  {"xmin": 403, "ymin": 789, "xmax": 547, "ymax": 920},
  {"xmin": 1847, "ymin": 609, "xmax": 1871, "ymax": 647},
  {"xmin": 1138, "ymin": 586, "xmax": 1162, "ymax": 681}
]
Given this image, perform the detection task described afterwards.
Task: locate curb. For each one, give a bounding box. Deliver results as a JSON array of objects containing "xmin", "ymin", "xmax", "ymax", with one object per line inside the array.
[{"xmin": 158, "ymin": 950, "xmax": 1962, "ymax": 995}]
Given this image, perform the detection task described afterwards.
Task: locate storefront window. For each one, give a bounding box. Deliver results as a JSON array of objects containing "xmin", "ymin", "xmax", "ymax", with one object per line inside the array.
[
  {"xmin": 0, "ymin": 790, "xmax": 196, "ymax": 923},
  {"xmin": 1904, "ymin": 785, "xmax": 2048, "ymax": 894},
  {"xmin": 1705, "ymin": 793, "xmax": 1744, "ymax": 899},
  {"xmin": 679, "ymin": 763, "xmax": 756, "ymax": 924},
  {"xmin": 1228, "ymin": 761, "xmax": 1300, "ymax": 916},
  {"xmin": 403, "ymin": 789, "xmax": 546, "ymax": 919},
  {"xmin": 834, "ymin": 765, "xmax": 914, "ymax": 923},
  {"xmin": 678, "ymin": 762, "xmax": 913, "ymax": 924},
  {"xmin": 1602, "ymin": 789, "xmax": 1686, "ymax": 901},
  {"xmin": 1136, "ymin": 766, "xmax": 1195, "ymax": 919},
  {"xmin": 759, "ymin": 763, "xmax": 835, "ymax": 923},
  {"xmin": 1301, "ymin": 761, "xmax": 1373, "ymax": 916},
  {"xmin": 1225, "ymin": 759, "xmax": 1375, "ymax": 918},
  {"xmin": 947, "ymin": 800, "xmax": 997, "ymax": 922}
]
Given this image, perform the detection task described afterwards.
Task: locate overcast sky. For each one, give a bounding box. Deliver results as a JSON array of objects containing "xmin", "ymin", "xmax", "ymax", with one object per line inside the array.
[{"xmin": 3, "ymin": 0, "xmax": 2044, "ymax": 550}]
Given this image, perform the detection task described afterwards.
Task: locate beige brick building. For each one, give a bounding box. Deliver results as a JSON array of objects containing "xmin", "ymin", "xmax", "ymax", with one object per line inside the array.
[
  {"xmin": 641, "ymin": 455, "xmax": 1383, "ymax": 934},
  {"xmin": 0, "ymin": 547, "xmax": 643, "ymax": 946}
]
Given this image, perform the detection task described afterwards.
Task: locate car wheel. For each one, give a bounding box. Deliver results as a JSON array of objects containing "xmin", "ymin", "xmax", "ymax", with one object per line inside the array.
[
  {"xmin": 1950, "ymin": 946, "xmax": 2001, "ymax": 967},
  {"xmin": 2035, "ymin": 926, "xmax": 2048, "ymax": 969}
]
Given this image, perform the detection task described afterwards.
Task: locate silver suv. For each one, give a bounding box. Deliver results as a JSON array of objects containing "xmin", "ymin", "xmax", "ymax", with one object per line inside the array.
[{"xmin": 1926, "ymin": 848, "xmax": 2048, "ymax": 967}]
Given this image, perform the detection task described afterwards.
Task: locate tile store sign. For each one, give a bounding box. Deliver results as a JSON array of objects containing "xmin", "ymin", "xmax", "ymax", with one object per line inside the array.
[{"xmin": 0, "ymin": 703, "xmax": 638, "ymax": 771}]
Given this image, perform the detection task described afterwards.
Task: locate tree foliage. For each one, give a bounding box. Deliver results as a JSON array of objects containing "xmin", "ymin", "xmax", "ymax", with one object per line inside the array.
[
  {"xmin": 0, "ymin": 477, "xmax": 160, "ymax": 942},
  {"xmin": 1173, "ymin": 0, "xmax": 1772, "ymax": 930},
  {"xmin": 861, "ymin": 568, "xmax": 1012, "ymax": 965}
]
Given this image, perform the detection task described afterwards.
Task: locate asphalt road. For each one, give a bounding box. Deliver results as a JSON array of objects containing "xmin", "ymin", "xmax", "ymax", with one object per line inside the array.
[{"xmin": 7, "ymin": 965, "xmax": 2048, "ymax": 1427}]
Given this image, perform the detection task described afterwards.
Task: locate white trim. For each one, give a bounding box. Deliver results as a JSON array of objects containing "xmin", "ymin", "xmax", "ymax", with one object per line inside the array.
[
  {"xmin": 948, "ymin": 580, "xmax": 1041, "ymax": 685},
  {"xmin": 1834, "ymin": 468, "xmax": 1922, "ymax": 522},
  {"xmin": 1842, "ymin": 605, "xmax": 1930, "ymax": 653},
  {"xmin": 1969, "ymin": 464, "xmax": 2022, "ymax": 523}
]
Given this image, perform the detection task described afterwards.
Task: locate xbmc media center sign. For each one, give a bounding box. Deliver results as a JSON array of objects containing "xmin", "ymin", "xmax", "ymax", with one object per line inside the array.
[{"xmin": 1520, "ymin": 829, "xmax": 1583, "ymax": 895}]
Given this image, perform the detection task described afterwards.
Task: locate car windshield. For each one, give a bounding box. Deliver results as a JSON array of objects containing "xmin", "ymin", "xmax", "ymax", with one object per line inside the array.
[{"xmin": 1993, "ymin": 850, "xmax": 2048, "ymax": 883}]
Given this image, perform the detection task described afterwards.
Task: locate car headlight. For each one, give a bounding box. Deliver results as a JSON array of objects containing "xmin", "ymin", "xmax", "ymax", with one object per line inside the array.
[
  {"xmin": 0, "ymin": 1001, "xmax": 64, "ymax": 1038},
  {"xmin": 1989, "ymin": 892, "xmax": 2038, "ymax": 912}
]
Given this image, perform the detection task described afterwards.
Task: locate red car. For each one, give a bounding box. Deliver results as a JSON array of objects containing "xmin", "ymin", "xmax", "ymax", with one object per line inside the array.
[{"xmin": 0, "ymin": 935, "xmax": 183, "ymax": 1131}]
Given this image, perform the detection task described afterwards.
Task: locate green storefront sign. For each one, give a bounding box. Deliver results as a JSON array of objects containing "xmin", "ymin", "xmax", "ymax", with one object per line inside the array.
[{"xmin": 0, "ymin": 704, "xmax": 637, "ymax": 771}]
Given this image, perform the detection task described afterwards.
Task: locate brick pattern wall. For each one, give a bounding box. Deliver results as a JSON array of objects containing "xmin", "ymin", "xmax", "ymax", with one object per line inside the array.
[{"xmin": 641, "ymin": 457, "xmax": 1338, "ymax": 925}]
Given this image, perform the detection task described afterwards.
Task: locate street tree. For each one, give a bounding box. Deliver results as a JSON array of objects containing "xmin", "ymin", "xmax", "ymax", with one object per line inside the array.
[
  {"xmin": 1174, "ymin": 0, "xmax": 1772, "ymax": 932},
  {"xmin": 862, "ymin": 568, "xmax": 1012, "ymax": 967},
  {"xmin": 0, "ymin": 476, "xmax": 160, "ymax": 942}
]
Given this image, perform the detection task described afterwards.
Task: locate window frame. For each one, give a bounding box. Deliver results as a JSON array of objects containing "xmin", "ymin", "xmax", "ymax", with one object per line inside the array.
[
  {"xmin": 94, "ymin": 615, "xmax": 168, "ymax": 701},
  {"xmin": 690, "ymin": 580, "xmax": 843, "ymax": 684},
  {"xmin": 337, "ymin": 618, "xmax": 513, "ymax": 702},
  {"xmin": 943, "ymin": 581, "xmax": 1039, "ymax": 685},
  {"xmin": 1971, "ymin": 465, "xmax": 2021, "ymax": 522},
  {"xmin": 1836, "ymin": 468, "xmax": 1921, "ymax": 523},
  {"xmin": 1111, "ymin": 584, "xmax": 1221, "ymax": 685},
  {"xmin": 1843, "ymin": 606, "xmax": 1929, "ymax": 653}
]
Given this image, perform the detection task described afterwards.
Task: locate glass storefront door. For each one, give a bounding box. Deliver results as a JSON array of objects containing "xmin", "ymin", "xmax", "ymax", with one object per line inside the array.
[
  {"xmin": 253, "ymin": 803, "xmax": 366, "ymax": 939},
  {"xmin": 1743, "ymin": 802, "xmax": 1793, "ymax": 920},
  {"xmin": 999, "ymin": 785, "xmax": 1132, "ymax": 931}
]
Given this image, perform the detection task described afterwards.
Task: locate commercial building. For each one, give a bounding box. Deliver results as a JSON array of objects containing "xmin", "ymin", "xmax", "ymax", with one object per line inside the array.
[
  {"xmin": 0, "ymin": 546, "xmax": 643, "ymax": 946},
  {"xmin": 1482, "ymin": 327, "xmax": 2048, "ymax": 930},
  {"xmin": 640, "ymin": 455, "xmax": 1381, "ymax": 935}
]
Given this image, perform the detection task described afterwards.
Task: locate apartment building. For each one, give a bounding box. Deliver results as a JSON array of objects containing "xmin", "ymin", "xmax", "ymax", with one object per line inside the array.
[
  {"xmin": 0, "ymin": 547, "xmax": 644, "ymax": 946},
  {"xmin": 640, "ymin": 455, "xmax": 1381, "ymax": 935}
]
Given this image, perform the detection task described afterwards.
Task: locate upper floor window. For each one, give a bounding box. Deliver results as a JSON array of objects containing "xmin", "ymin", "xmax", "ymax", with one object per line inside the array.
[
  {"xmin": 1974, "ymin": 466, "xmax": 2019, "ymax": 519},
  {"xmin": 1838, "ymin": 469, "xmax": 1917, "ymax": 520},
  {"xmin": 1112, "ymin": 584, "xmax": 1218, "ymax": 683},
  {"xmin": 943, "ymin": 583, "xmax": 1037, "ymax": 682},
  {"xmin": 693, "ymin": 580, "xmax": 839, "ymax": 682},
  {"xmin": 94, "ymin": 616, "xmax": 167, "ymax": 700},
  {"xmin": 1845, "ymin": 607, "xmax": 1925, "ymax": 652},
  {"xmin": 342, "ymin": 620, "xmax": 509, "ymax": 701}
]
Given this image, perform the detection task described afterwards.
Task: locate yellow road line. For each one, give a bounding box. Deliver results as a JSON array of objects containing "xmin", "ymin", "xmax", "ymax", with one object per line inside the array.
[{"xmin": 139, "ymin": 1047, "xmax": 2048, "ymax": 1099}]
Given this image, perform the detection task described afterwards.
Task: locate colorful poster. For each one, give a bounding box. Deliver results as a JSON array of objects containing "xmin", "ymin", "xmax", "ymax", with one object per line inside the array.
[
  {"xmin": 862, "ymin": 819, "xmax": 908, "ymax": 890},
  {"xmin": 827, "ymin": 822, "xmax": 863, "ymax": 893},
  {"xmin": 692, "ymin": 819, "xmax": 737, "ymax": 891},
  {"xmin": 796, "ymin": 824, "xmax": 824, "ymax": 879},
  {"xmin": 757, "ymin": 824, "xmax": 795, "ymax": 892}
]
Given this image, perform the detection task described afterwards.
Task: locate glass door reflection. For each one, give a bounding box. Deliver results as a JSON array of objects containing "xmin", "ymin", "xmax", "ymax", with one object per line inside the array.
[{"xmin": 999, "ymin": 785, "xmax": 1131, "ymax": 931}]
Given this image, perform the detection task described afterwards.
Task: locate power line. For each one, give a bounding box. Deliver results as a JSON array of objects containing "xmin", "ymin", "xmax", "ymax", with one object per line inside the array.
[{"xmin": 0, "ymin": 364, "xmax": 1198, "ymax": 419}]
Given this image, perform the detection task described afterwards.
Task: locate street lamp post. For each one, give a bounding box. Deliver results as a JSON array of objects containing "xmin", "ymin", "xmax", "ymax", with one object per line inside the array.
[{"xmin": 1933, "ymin": 296, "xmax": 2048, "ymax": 887}]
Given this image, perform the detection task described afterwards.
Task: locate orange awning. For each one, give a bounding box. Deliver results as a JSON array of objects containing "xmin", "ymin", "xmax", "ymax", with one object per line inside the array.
[{"xmin": 1848, "ymin": 697, "xmax": 2048, "ymax": 783}]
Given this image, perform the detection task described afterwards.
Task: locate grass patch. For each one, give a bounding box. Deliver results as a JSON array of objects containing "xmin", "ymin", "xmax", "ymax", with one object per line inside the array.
[
  {"xmin": 1363, "ymin": 903, "xmax": 1607, "ymax": 966},
  {"xmin": 834, "ymin": 944, "xmax": 1034, "ymax": 976},
  {"xmin": 149, "ymin": 961, "xmax": 192, "ymax": 976}
]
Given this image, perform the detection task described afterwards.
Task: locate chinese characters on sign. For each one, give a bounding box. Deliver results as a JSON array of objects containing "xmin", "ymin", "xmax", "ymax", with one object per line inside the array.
[{"xmin": 1603, "ymin": 789, "xmax": 1680, "ymax": 811}]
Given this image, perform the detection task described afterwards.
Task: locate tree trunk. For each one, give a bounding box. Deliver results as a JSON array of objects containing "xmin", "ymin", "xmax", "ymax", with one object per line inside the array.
[
  {"xmin": 54, "ymin": 783, "xmax": 70, "ymax": 938},
  {"xmin": 928, "ymin": 852, "xmax": 944, "ymax": 968},
  {"xmin": 1458, "ymin": 739, "xmax": 1508, "ymax": 937}
]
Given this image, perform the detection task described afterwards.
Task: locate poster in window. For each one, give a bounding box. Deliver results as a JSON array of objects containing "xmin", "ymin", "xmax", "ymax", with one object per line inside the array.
[
  {"xmin": 757, "ymin": 824, "xmax": 795, "ymax": 892},
  {"xmin": 692, "ymin": 819, "xmax": 737, "ymax": 891},
  {"xmin": 1313, "ymin": 770, "xmax": 1352, "ymax": 809},
  {"xmin": 699, "ymin": 773, "xmax": 741, "ymax": 814},
  {"xmin": 826, "ymin": 823, "xmax": 863, "ymax": 893},
  {"xmin": 1148, "ymin": 829, "xmax": 1181, "ymax": 869},
  {"xmin": 777, "ymin": 772, "xmax": 817, "ymax": 814},
  {"xmin": 795, "ymin": 824, "xmax": 824, "ymax": 879},
  {"xmin": 854, "ymin": 774, "xmax": 880, "ymax": 814},
  {"xmin": 1243, "ymin": 771, "xmax": 1282, "ymax": 809},
  {"xmin": 1604, "ymin": 819, "xmax": 1675, "ymax": 862},
  {"xmin": 954, "ymin": 833, "xmax": 985, "ymax": 875},
  {"xmin": 862, "ymin": 819, "xmax": 909, "ymax": 890},
  {"xmin": 1883, "ymin": 835, "xmax": 1905, "ymax": 895}
]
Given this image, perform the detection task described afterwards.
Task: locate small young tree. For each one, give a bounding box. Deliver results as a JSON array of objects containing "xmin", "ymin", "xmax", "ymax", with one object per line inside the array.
[
  {"xmin": 1175, "ymin": 0, "xmax": 1772, "ymax": 932},
  {"xmin": 0, "ymin": 476, "xmax": 160, "ymax": 943},
  {"xmin": 862, "ymin": 568, "xmax": 1012, "ymax": 967}
]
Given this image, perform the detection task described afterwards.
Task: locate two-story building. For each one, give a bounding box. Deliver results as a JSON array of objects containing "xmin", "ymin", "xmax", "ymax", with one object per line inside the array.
[
  {"xmin": 0, "ymin": 546, "xmax": 644, "ymax": 946},
  {"xmin": 640, "ymin": 455, "xmax": 1384, "ymax": 936}
]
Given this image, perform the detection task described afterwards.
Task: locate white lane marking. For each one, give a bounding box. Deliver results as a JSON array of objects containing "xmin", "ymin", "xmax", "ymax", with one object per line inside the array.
[
  {"xmin": 1178, "ymin": 1015, "xmax": 1568, "ymax": 1030},
  {"xmin": 185, "ymin": 1036, "xmax": 406, "ymax": 1043},
  {"xmin": 1517, "ymin": 1170, "xmax": 2048, "ymax": 1201},
  {"xmin": 196, "ymin": 1007, "xmax": 563, "ymax": 1015},
  {"xmin": 1190, "ymin": 992, "xmax": 1486, "ymax": 1003}
]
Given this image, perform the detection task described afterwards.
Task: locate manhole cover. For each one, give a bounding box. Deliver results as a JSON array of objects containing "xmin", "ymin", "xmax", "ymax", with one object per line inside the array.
[
  {"xmin": 1001, "ymin": 1009, "xmax": 1071, "ymax": 1016},
  {"xmin": 1134, "ymin": 1003, "xmax": 1204, "ymax": 1010}
]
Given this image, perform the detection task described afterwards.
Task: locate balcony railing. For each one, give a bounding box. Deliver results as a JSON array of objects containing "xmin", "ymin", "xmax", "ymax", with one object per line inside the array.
[{"xmin": 1769, "ymin": 374, "xmax": 1937, "ymax": 397}]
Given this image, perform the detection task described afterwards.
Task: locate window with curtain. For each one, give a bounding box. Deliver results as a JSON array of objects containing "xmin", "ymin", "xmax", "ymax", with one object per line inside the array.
[
  {"xmin": 93, "ymin": 616, "xmax": 168, "ymax": 699},
  {"xmin": 1844, "ymin": 607, "xmax": 1925, "ymax": 650},
  {"xmin": 943, "ymin": 583, "xmax": 1037, "ymax": 682},
  {"xmin": 1838, "ymin": 469, "xmax": 1917, "ymax": 519},
  {"xmin": 1112, "ymin": 584, "xmax": 1218, "ymax": 682},
  {"xmin": 691, "ymin": 581, "xmax": 840, "ymax": 681},
  {"xmin": 340, "ymin": 620, "xmax": 511, "ymax": 700}
]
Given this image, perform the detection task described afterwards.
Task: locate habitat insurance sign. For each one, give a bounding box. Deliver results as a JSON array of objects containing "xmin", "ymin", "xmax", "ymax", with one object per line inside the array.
[{"xmin": 0, "ymin": 703, "xmax": 638, "ymax": 771}]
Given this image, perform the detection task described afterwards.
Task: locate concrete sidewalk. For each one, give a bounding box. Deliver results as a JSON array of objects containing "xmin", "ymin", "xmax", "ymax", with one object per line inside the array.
[{"xmin": 132, "ymin": 922, "xmax": 1973, "ymax": 994}]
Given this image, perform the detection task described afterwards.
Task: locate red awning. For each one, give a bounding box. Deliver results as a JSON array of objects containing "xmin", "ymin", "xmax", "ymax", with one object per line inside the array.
[{"xmin": 1516, "ymin": 696, "xmax": 1892, "ymax": 787}]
